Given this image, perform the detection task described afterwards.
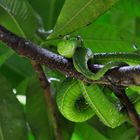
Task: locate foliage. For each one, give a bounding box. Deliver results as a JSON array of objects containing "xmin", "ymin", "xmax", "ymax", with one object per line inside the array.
[{"xmin": 0, "ymin": 0, "xmax": 140, "ymax": 140}]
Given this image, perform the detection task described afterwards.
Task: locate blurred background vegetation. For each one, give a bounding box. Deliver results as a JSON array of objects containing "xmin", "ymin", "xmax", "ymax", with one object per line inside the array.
[{"xmin": 0, "ymin": 0, "xmax": 140, "ymax": 140}]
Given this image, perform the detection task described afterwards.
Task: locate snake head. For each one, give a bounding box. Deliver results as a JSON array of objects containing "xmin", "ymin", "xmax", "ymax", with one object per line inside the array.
[{"xmin": 57, "ymin": 36, "xmax": 83, "ymax": 58}]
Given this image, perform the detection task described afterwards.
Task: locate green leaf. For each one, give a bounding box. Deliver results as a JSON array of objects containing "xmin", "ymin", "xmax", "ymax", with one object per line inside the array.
[
  {"xmin": 116, "ymin": 0, "xmax": 140, "ymax": 17},
  {"xmin": 0, "ymin": 54, "xmax": 34, "ymax": 87},
  {"xmin": 0, "ymin": 0, "xmax": 41, "ymax": 39},
  {"xmin": 16, "ymin": 78, "xmax": 29, "ymax": 95},
  {"xmin": 71, "ymin": 122, "xmax": 109, "ymax": 140},
  {"xmin": 0, "ymin": 74, "xmax": 27, "ymax": 140},
  {"xmin": 28, "ymin": 132, "xmax": 35, "ymax": 140},
  {"xmin": 119, "ymin": 128, "xmax": 138, "ymax": 140},
  {"xmin": 106, "ymin": 124, "xmax": 131, "ymax": 140},
  {"xmin": 0, "ymin": 64, "xmax": 24, "ymax": 87},
  {"xmin": 0, "ymin": 50, "xmax": 14, "ymax": 66},
  {"xmin": 0, "ymin": 42, "xmax": 12, "ymax": 54},
  {"xmin": 28, "ymin": 0, "xmax": 65, "ymax": 30},
  {"xmin": 26, "ymin": 76, "xmax": 53, "ymax": 140},
  {"xmin": 49, "ymin": 0, "xmax": 118, "ymax": 39},
  {"xmin": 103, "ymin": 0, "xmax": 140, "ymax": 34},
  {"xmin": 73, "ymin": 24, "xmax": 140, "ymax": 52},
  {"xmin": 5, "ymin": 54, "xmax": 35, "ymax": 77},
  {"xmin": 0, "ymin": 41, "xmax": 14, "ymax": 68}
]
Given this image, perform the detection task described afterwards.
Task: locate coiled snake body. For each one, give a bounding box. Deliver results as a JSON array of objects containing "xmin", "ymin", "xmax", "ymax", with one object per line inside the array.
[{"xmin": 56, "ymin": 37, "xmax": 140, "ymax": 128}]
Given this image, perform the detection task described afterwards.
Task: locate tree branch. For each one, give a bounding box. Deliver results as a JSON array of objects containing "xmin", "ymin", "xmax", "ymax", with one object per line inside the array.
[
  {"xmin": 0, "ymin": 24, "xmax": 140, "ymax": 87},
  {"xmin": 112, "ymin": 87, "xmax": 140, "ymax": 136}
]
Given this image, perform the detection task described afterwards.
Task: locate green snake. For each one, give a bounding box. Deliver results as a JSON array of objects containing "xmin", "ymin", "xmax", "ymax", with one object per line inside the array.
[{"xmin": 56, "ymin": 36, "xmax": 140, "ymax": 128}]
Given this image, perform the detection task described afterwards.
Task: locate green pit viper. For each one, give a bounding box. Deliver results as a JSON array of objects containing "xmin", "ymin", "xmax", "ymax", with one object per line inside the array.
[{"xmin": 56, "ymin": 36, "xmax": 140, "ymax": 128}]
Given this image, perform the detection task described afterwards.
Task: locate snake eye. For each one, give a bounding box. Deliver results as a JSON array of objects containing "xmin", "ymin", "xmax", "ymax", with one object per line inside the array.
[
  {"xmin": 63, "ymin": 35, "xmax": 70, "ymax": 40},
  {"xmin": 76, "ymin": 36, "xmax": 81, "ymax": 41},
  {"xmin": 75, "ymin": 36, "xmax": 83, "ymax": 47}
]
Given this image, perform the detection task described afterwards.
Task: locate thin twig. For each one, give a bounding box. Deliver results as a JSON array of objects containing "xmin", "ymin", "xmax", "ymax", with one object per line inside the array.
[
  {"xmin": 112, "ymin": 86, "xmax": 140, "ymax": 136},
  {"xmin": 31, "ymin": 61, "xmax": 63, "ymax": 140}
]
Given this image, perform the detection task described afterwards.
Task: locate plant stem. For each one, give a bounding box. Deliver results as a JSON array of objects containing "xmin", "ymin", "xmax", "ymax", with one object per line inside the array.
[
  {"xmin": 113, "ymin": 87, "xmax": 140, "ymax": 136},
  {"xmin": 31, "ymin": 61, "xmax": 63, "ymax": 140}
]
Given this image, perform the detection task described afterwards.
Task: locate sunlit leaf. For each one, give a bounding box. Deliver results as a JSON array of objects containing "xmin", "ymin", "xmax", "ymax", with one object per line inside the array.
[
  {"xmin": 0, "ymin": 0, "xmax": 42, "ymax": 39},
  {"xmin": 73, "ymin": 24, "xmax": 140, "ymax": 52},
  {"xmin": 116, "ymin": 0, "xmax": 140, "ymax": 17},
  {"xmin": 49, "ymin": 0, "xmax": 118, "ymax": 39}
]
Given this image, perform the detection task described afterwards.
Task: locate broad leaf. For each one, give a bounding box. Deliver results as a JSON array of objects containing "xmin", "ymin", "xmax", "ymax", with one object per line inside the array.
[
  {"xmin": 26, "ymin": 76, "xmax": 53, "ymax": 140},
  {"xmin": 73, "ymin": 24, "xmax": 140, "ymax": 52},
  {"xmin": 119, "ymin": 128, "xmax": 138, "ymax": 140},
  {"xmin": 28, "ymin": 0, "xmax": 65, "ymax": 30},
  {"xmin": 0, "ymin": 53, "xmax": 34, "ymax": 87},
  {"xmin": 0, "ymin": 0, "xmax": 40, "ymax": 85},
  {"xmin": 0, "ymin": 64, "xmax": 25, "ymax": 87},
  {"xmin": 106, "ymin": 124, "xmax": 131, "ymax": 140},
  {"xmin": 0, "ymin": 44, "xmax": 15, "ymax": 83},
  {"xmin": 16, "ymin": 78, "xmax": 29, "ymax": 95},
  {"xmin": 0, "ymin": 50, "xmax": 13, "ymax": 66},
  {"xmin": 0, "ymin": 0, "xmax": 41, "ymax": 39},
  {"xmin": 0, "ymin": 74, "xmax": 27, "ymax": 140},
  {"xmin": 49, "ymin": 0, "xmax": 118, "ymax": 39},
  {"xmin": 71, "ymin": 123, "xmax": 109, "ymax": 140},
  {"xmin": 103, "ymin": 0, "xmax": 140, "ymax": 34},
  {"xmin": 5, "ymin": 54, "xmax": 35, "ymax": 77},
  {"xmin": 116, "ymin": 0, "xmax": 140, "ymax": 17}
]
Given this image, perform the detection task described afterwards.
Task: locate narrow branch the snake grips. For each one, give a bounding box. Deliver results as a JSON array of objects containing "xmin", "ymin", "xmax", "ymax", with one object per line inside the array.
[{"xmin": 1, "ymin": 25, "xmax": 140, "ymax": 86}]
